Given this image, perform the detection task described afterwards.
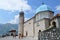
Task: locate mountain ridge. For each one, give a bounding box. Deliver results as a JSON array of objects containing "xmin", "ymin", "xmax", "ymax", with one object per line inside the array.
[{"xmin": 0, "ymin": 23, "xmax": 18, "ymax": 35}]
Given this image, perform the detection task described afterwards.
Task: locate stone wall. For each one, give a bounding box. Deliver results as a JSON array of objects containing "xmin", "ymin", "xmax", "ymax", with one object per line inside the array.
[{"xmin": 38, "ymin": 27, "xmax": 60, "ymax": 40}]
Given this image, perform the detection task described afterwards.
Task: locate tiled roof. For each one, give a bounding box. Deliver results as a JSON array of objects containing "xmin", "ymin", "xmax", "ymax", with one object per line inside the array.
[{"xmin": 52, "ymin": 14, "xmax": 60, "ymax": 19}]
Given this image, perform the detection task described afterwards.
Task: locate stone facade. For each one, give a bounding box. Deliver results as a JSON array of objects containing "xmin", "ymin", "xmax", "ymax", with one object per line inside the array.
[
  {"xmin": 24, "ymin": 18, "xmax": 34, "ymax": 36},
  {"xmin": 34, "ymin": 18, "xmax": 49, "ymax": 36},
  {"xmin": 38, "ymin": 15, "xmax": 60, "ymax": 40}
]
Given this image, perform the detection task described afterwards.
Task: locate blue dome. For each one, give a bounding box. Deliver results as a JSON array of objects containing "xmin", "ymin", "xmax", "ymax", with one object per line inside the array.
[{"xmin": 36, "ymin": 4, "xmax": 52, "ymax": 13}]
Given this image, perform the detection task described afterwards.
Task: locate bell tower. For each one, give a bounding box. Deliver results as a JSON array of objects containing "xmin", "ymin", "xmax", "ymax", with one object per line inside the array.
[{"xmin": 18, "ymin": 11, "xmax": 24, "ymax": 38}]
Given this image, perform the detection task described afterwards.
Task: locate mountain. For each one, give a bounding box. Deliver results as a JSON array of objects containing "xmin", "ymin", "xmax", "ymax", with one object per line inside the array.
[{"xmin": 0, "ymin": 23, "xmax": 18, "ymax": 35}]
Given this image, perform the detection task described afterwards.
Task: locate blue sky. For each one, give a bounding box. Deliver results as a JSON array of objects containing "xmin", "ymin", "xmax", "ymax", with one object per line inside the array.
[{"xmin": 0, "ymin": 0, "xmax": 60, "ymax": 24}]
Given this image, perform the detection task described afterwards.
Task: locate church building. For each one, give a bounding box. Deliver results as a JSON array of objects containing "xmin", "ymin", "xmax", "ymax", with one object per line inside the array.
[{"xmin": 18, "ymin": 4, "xmax": 60, "ymax": 40}]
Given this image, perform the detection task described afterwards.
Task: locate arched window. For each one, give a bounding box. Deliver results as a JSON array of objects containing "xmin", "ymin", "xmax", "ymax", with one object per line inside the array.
[
  {"xmin": 52, "ymin": 21, "xmax": 56, "ymax": 27},
  {"xmin": 39, "ymin": 30, "xmax": 41, "ymax": 32}
]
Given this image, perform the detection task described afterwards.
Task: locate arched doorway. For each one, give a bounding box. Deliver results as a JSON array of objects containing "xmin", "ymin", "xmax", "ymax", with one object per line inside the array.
[
  {"xmin": 26, "ymin": 31, "xmax": 28, "ymax": 36},
  {"xmin": 52, "ymin": 21, "xmax": 56, "ymax": 27},
  {"xmin": 11, "ymin": 33, "xmax": 13, "ymax": 36}
]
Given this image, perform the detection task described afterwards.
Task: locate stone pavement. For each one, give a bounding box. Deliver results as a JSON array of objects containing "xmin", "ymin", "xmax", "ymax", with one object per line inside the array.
[{"xmin": 0, "ymin": 36, "xmax": 38, "ymax": 40}]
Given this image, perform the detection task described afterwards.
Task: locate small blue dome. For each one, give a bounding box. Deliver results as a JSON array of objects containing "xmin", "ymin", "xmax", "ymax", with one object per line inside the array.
[{"xmin": 35, "ymin": 4, "xmax": 52, "ymax": 13}]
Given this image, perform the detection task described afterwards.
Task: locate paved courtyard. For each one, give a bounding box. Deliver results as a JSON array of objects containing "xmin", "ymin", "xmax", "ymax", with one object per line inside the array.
[{"xmin": 0, "ymin": 36, "xmax": 37, "ymax": 40}]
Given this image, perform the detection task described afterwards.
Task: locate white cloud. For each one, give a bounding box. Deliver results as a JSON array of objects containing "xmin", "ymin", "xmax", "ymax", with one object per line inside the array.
[
  {"xmin": 8, "ymin": 14, "xmax": 19, "ymax": 24},
  {"xmin": 0, "ymin": 0, "xmax": 32, "ymax": 12},
  {"xmin": 0, "ymin": 0, "xmax": 32, "ymax": 24},
  {"xmin": 25, "ymin": 18, "xmax": 30, "ymax": 21},
  {"xmin": 56, "ymin": 5, "xmax": 60, "ymax": 10},
  {"xmin": 8, "ymin": 14, "xmax": 29, "ymax": 24}
]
